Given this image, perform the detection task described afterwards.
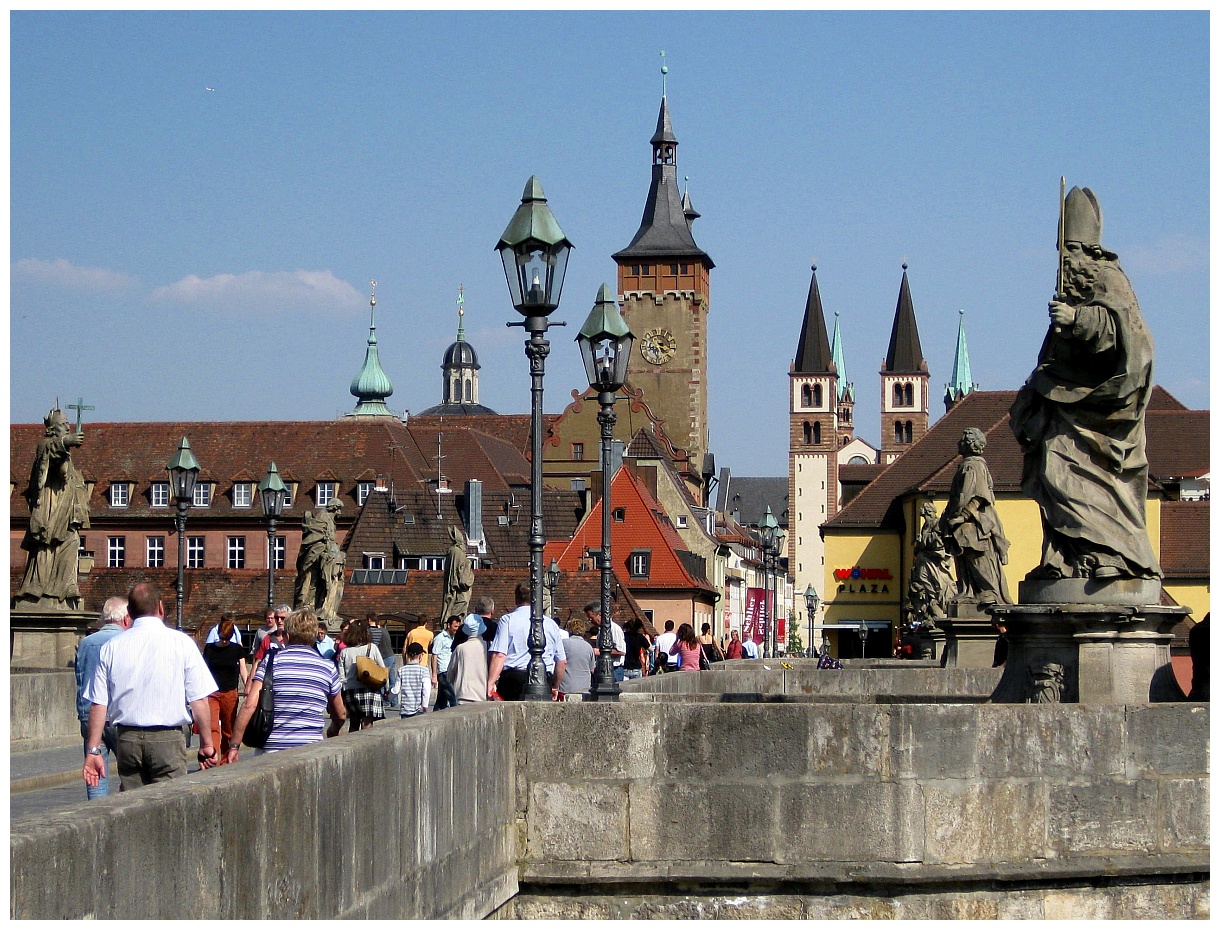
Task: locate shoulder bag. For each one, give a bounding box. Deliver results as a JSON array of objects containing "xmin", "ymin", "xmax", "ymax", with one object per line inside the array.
[
  {"xmin": 356, "ymin": 645, "xmax": 389, "ymax": 690},
  {"xmin": 242, "ymin": 650, "xmax": 277, "ymax": 749}
]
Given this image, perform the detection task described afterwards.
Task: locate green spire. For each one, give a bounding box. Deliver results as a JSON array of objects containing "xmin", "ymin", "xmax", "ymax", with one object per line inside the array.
[
  {"xmin": 944, "ymin": 309, "xmax": 976, "ymax": 411},
  {"xmin": 349, "ymin": 280, "xmax": 395, "ymax": 417},
  {"xmin": 456, "ymin": 284, "xmax": 466, "ymax": 342},
  {"xmin": 830, "ymin": 310, "xmax": 854, "ymax": 402}
]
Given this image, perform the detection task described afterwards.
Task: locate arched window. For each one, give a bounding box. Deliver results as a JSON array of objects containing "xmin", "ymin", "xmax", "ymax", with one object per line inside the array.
[
  {"xmin": 904, "ymin": 421, "xmax": 914, "ymax": 443},
  {"xmin": 893, "ymin": 383, "xmax": 904, "ymax": 407},
  {"xmin": 803, "ymin": 422, "xmax": 812, "ymax": 445},
  {"xmin": 464, "ymin": 379, "xmax": 472, "ymax": 402},
  {"xmin": 895, "ymin": 421, "xmax": 904, "ymax": 443},
  {"xmin": 813, "ymin": 422, "xmax": 822, "ymax": 445},
  {"xmin": 812, "ymin": 384, "xmax": 823, "ymax": 407},
  {"xmin": 904, "ymin": 383, "xmax": 914, "ymax": 406},
  {"xmin": 801, "ymin": 384, "xmax": 812, "ymax": 407}
]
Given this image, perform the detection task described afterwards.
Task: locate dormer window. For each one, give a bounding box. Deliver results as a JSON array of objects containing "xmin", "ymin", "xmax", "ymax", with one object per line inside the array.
[
  {"xmin": 192, "ymin": 483, "xmax": 212, "ymax": 508},
  {"xmin": 283, "ymin": 483, "xmax": 296, "ymax": 508},
  {"xmin": 628, "ymin": 550, "xmax": 651, "ymax": 578},
  {"xmin": 108, "ymin": 483, "xmax": 130, "ymax": 508},
  {"xmin": 316, "ymin": 482, "xmax": 336, "ymax": 507},
  {"xmin": 150, "ymin": 482, "xmax": 169, "ymax": 508},
  {"xmin": 356, "ymin": 481, "xmax": 375, "ymax": 507},
  {"xmin": 232, "ymin": 483, "xmax": 253, "ymax": 508}
]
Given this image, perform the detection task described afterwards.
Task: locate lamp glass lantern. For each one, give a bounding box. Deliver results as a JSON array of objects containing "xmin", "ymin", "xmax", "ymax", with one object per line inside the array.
[
  {"xmin": 577, "ymin": 284, "xmax": 634, "ymax": 392},
  {"xmin": 495, "ymin": 176, "xmax": 572, "ymax": 315},
  {"xmin": 759, "ymin": 507, "xmax": 780, "ymax": 550},
  {"xmin": 258, "ymin": 462, "xmax": 288, "ymax": 518},
  {"xmin": 166, "ymin": 436, "xmax": 200, "ymax": 503},
  {"xmin": 804, "ymin": 583, "xmax": 820, "ymax": 615},
  {"xmin": 546, "ymin": 557, "xmax": 561, "ymax": 593}
]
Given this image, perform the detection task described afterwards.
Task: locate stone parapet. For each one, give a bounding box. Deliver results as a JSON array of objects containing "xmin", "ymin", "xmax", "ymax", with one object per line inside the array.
[{"xmin": 10, "ymin": 669, "xmax": 79, "ymax": 751}]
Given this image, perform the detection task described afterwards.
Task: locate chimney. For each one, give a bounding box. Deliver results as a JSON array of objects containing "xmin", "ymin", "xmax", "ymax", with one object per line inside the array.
[
  {"xmin": 465, "ymin": 479, "xmax": 484, "ymax": 547},
  {"xmin": 609, "ymin": 439, "xmax": 625, "ymax": 476}
]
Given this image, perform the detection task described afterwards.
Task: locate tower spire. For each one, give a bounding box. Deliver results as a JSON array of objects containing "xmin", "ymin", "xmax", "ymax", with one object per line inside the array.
[
  {"xmin": 456, "ymin": 284, "xmax": 466, "ymax": 342},
  {"xmin": 793, "ymin": 263, "xmax": 833, "ymax": 373},
  {"xmin": 831, "ymin": 310, "xmax": 853, "ymax": 402},
  {"xmin": 348, "ymin": 280, "xmax": 395, "ymax": 417},
  {"xmin": 884, "ymin": 262, "xmax": 926, "ymax": 373},
  {"xmin": 944, "ymin": 308, "xmax": 976, "ymax": 411}
]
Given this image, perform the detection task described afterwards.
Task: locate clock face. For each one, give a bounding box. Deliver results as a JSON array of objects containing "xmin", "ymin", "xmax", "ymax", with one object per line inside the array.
[{"xmin": 640, "ymin": 327, "xmax": 677, "ymax": 365}]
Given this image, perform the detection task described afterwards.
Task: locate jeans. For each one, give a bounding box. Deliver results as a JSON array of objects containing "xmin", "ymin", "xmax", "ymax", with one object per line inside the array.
[
  {"xmin": 433, "ymin": 671, "xmax": 458, "ymax": 710},
  {"xmin": 81, "ymin": 720, "xmax": 118, "ymax": 800},
  {"xmin": 621, "ymin": 668, "xmax": 643, "ymax": 680},
  {"xmin": 384, "ymin": 656, "xmax": 401, "ymax": 708},
  {"xmin": 613, "ymin": 666, "xmax": 625, "ymax": 682}
]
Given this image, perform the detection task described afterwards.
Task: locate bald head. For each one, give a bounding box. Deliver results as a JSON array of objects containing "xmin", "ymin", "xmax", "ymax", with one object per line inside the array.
[{"xmin": 126, "ymin": 582, "xmax": 164, "ymax": 621}]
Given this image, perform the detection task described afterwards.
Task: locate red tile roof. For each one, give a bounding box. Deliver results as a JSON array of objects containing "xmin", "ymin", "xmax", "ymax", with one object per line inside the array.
[{"xmin": 1160, "ymin": 500, "xmax": 1210, "ymax": 578}]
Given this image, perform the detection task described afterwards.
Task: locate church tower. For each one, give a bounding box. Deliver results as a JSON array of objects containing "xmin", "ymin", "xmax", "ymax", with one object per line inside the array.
[
  {"xmin": 879, "ymin": 264, "xmax": 930, "ymax": 464},
  {"xmin": 613, "ymin": 91, "xmax": 714, "ymax": 488},
  {"xmin": 830, "ymin": 309, "xmax": 855, "ymax": 445},
  {"xmin": 419, "ymin": 286, "xmax": 497, "ymax": 416},
  {"xmin": 788, "ymin": 264, "xmax": 839, "ymax": 628},
  {"xmin": 944, "ymin": 308, "xmax": 977, "ymax": 412},
  {"xmin": 347, "ymin": 282, "xmax": 396, "ymax": 417}
]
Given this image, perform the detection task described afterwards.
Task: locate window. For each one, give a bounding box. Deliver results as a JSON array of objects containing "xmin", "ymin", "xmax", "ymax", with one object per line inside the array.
[
  {"xmin": 150, "ymin": 482, "xmax": 169, "ymax": 508},
  {"xmin": 628, "ymin": 550, "xmax": 651, "ymax": 578},
  {"xmin": 813, "ymin": 384, "xmax": 823, "ymax": 407},
  {"xmin": 402, "ymin": 556, "xmax": 443, "ymax": 571},
  {"xmin": 801, "ymin": 384, "xmax": 812, "ymax": 407},
  {"xmin": 631, "ymin": 264, "xmax": 640, "ymax": 275},
  {"xmin": 571, "ymin": 478, "xmax": 586, "ymax": 492},
  {"xmin": 680, "ymin": 264, "xmax": 689, "ymax": 274},
  {"xmin": 227, "ymin": 536, "xmax": 246, "ymax": 569},
  {"xmin": 905, "ymin": 383, "xmax": 914, "ymax": 406},
  {"xmin": 464, "ymin": 379, "xmax": 472, "ymax": 402},
  {"xmin": 813, "ymin": 422, "xmax": 822, "ymax": 445},
  {"xmin": 894, "ymin": 383, "xmax": 904, "ymax": 407},
  {"xmin": 905, "ymin": 421, "xmax": 914, "ymax": 443},
  {"xmin": 669, "ymin": 264, "xmax": 679, "ymax": 275},
  {"xmin": 187, "ymin": 536, "xmax": 205, "ymax": 569},
  {"xmin": 363, "ymin": 553, "xmax": 386, "ymax": 571},
  {"xmin": 283, "ymin": 483, "xmax": 295, "ymax": 508},
  {"xmin": 613, "ymin": 507, "xmax": 626, "ymax": 523},
  {"xmin": 146, "ymin": 536, "xmax": 165, "ymax": 568},
  {"xmin": 356, "ymin": 481, "xmax": 375, "ymax": 507},
  {"xmin": 894, "ymin": 421, "xmax": 904, "ymax": 444},
  {"xmin": 108, "ymin": 483, "xmax": 129, "ymax": 508},
  {"xmin": 232, "ymin": 483, "xmax": 252, "ymax": 508},
  {"xmin": 269, "ymin": 535, "xmax": 286, "ymax": 570},
  {"xmin": 107, "ymin": 536, "xmax": 126, "ymax": 568},
  {"xmin": 193, "ymin": 483, "xmax": 211, "ymax": 507},
  {"xmin": 848, "ymin": 454, "xmax": 870, "ymax": 465},
  {"xmin": 572, "ymin": 442, "xmax": 584, "ymax": 461},
  {"xmin": 316, "ymin": 482, "xmax": 336, "ymax": 507},
  {"xmin": 803, "ymin": 422, "xmax": 812, "ymax": 445},
  {"xmin": 641, "ymin": 264, "xmax": 651, "ymax": 275},
  {"xmin": 676, "ymin": 514, "xmax": 688, "ymax": 528}
]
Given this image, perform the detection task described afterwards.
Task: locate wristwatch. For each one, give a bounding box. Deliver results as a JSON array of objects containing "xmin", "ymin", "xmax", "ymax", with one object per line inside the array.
[{"xmin": 86, "ymin": 746, "xmax": 104, "ymax": 756}]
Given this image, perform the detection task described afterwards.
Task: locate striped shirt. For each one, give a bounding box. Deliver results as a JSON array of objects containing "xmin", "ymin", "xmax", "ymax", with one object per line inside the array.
[
  {"xmin": 397, "ymin": 662, "xmax": 432, "ymax": 717},
  {"xmin": 254, "ymin": 646, "xmax": 341, "ymax": 751},
  {"xmin": 85, "ymin": 616, "xmax": 217, "ymax": 727}
]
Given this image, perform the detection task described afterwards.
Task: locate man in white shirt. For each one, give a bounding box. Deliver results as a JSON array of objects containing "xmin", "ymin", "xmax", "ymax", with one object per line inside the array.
[
  {"xmin": 653, "ymin": 620, "xmax": 677, "ymax": 673},
  {"xmin": 82, "ymin": 582, "xmax": 220, "ymax": 791},
  {"xmin": 487, "ymin": 581, "xmax": 566, "ymax": 701},
  {"xmin": 584, "ymin": 601, "xmax": 625, "ymax": 681},
  {"xmin": 742, "ymin": 636, "xmax": 760, "ymax": 659}
]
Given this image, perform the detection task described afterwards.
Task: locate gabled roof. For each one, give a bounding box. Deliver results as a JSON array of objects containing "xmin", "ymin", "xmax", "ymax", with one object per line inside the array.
[
  {"xmin": 721, "ymin": 475, "xmax": 788, "ymax": 528},
  {"xmin": 825, "ymin": 387, "xmax": 1206, "ymax": 531},
  {"xmin": 882, "ymin": 266, "xmax": 926, "ymax": 374},
  {"xmin": 793, "ymin": 265, "xmax": 834, "ymax": 374},
  {"xmin": 548, "ymin": 467, "xmax": 714, "ymax": 594}
]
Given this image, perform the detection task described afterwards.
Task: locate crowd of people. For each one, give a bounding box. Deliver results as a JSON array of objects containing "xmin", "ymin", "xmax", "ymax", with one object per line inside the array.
[{"xmin": 76, "ymin": 579, "xmax": 764, "ymax": 798}]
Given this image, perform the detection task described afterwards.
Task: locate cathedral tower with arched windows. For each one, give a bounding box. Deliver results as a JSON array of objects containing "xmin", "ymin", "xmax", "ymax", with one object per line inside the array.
[{"xmin": 879, "ymin": 264, "xmax": 929, "ymax": 464}]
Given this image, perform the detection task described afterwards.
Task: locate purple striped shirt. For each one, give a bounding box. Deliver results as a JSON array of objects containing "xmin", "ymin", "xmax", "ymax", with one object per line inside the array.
[{"xmin": 254, "ymin": 645, "xmax": 341, "ymax": 751}]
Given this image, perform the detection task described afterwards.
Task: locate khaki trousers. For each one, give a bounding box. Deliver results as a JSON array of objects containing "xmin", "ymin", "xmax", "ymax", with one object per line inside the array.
[{"xmin": 115, "ymin": 726, "xmax": 187, "ymax": 790}]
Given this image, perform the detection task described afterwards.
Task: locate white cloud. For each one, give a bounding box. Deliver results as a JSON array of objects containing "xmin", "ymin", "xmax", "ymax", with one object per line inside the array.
[
  {"xmin": 149, "ymin": 269, "xmax": 365, "ymax": 316},
  {"xmin": 1121, "ymin": 235, "xmax": 1209, "ymax": 276},
  {"xmin": 12, "ymin": 258, "xmax": 138, "ymax": 293}
]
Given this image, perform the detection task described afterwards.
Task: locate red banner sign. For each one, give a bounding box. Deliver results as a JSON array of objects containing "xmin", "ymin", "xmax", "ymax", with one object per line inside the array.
[{"xmin": 743, "ymin": 587, "xmax": 765, "ymax": 645}]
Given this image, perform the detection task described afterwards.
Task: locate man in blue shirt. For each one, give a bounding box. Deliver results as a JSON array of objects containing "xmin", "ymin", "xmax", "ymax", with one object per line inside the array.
[
  {"xmin": 74, "ymin": 597, "xmax": 130, "ymax": 799},
  {"xmin": 487, "ymin": 581, "xmax": 566, "ymax": 701},
  {"xmin": 430, "ymin": 615, "xmax": 462, "ymax": 709}
]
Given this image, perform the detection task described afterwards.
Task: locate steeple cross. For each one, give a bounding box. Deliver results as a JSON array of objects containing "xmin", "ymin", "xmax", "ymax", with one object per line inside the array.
[{"xmin": 67, "ymin": 396, "xmax": 94, "ymax": 433}]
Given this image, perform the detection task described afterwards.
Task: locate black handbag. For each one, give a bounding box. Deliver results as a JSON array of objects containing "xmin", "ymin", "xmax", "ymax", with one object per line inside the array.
[{"xmin": 242, "ymin": 650, "xmax": 277, "ymax": 748}]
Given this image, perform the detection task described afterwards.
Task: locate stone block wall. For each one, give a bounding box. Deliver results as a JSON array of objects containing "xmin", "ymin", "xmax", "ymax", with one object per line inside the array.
[
  {"xmin": 11, "ymin": 669, "xmax": 79, "ymax": 751},
  {"xmin": 10, "ymin": 704, "xmax": 521, "ymax": 920},
  {"xmin": 517, "ymin": 702, "xmax": 1209, "ymax": 884},
  {"xmin": 621, "ymin": 664, "xmax": 1002, "ymax": 700}
]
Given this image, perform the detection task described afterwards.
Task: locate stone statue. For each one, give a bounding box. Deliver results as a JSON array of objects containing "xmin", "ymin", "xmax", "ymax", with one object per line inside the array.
[
  {"xmin": 440, "ymin": 525, "xmax": 473, "ymax": 622},
  {"xmin": 906, "ymin": 500, "xmax": 952, "ymax": 630},
  {"xmin": 295, "ymin": 499, "xmax": 344, "ymax": 614},
  {"xmin": 1010, "ymin": 185, "xmax": 1161, "ymax": 581},
  {"xmin": 320, "ymin": 541, "xmax": 346, "ymax": 621},
  {"xmin": 940, "ymin": 428, "xmax": 1011, "ymax": 606},
  {"xmin": 1028, "ymin": 661, "xmax": 1066, "ymax": 704},
  {"xmin": 14, "ymin": 408, "xmax": 91, "ymax": 610}
]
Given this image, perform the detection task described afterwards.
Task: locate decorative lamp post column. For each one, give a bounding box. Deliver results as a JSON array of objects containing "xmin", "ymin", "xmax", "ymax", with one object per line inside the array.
[
  {"xmin": 759, "ymin": 507, "xmax": 780, "ymax": 659},
  {"xmin": 577, "ymin": 284, "xmax": 634, "ymax": 701},
  {"xmin": 545, "ymin": 557, "xmax": 561, "ymax": 615},
  {"xmin": 258, "ymin": 462, "xmax": 288, "ymax": 612},
  {"xmin": 496, "ymin": 176, "xmax": 573, "ymax": 701},
  {"xmin": 773, "ymin": 525, "xmax": 787, "ymax": 656},
  {"xmin": 804, "ymin": 583, "xmax": 820, "ymax": 658},
  {"xmin": 166, "ymin": 437, "xmax": 200, "ymax": 630}
]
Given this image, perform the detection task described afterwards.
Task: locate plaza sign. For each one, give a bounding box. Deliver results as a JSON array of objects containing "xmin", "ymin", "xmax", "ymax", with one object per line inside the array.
[{"xmin": 834, "ymin": 566, "xmax": 893, "ymax": 596}]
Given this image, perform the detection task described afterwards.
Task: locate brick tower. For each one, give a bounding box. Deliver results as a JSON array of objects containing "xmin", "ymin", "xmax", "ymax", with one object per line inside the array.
[{"xmin": 879, "ymin": 264, "xmax": 930, "ymax": 464}]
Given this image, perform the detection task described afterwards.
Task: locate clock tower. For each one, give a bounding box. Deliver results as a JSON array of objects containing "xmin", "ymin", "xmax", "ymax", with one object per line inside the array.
[{"xmin": 613, "ymin": 93, "xmax": 714, "ymax": 486}]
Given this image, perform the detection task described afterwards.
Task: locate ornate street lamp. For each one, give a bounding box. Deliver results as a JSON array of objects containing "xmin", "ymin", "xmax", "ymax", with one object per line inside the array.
[
  {"xmin": 258, "ymin": 462, "xmax": 288, "ymax": 612},
  {"xmin": 577, "ymin": 284, "xmax": 634, "ymax": 701},
  {"xmin": 545, "ymin": 557, "xmax": 561, "ymax": 614},
  {"xmin": 759, "ymin": 507, "xmax": 780, "ymax": 658},
  {"xmin": 804, "ymin": 583, "xmax": 820, "ymax": 658},
  {"xmin": 496, "ymin": 176, "xmax": 573, "ymax": 701},
  {"xmin": 166, "ymin": 437, "xmax": 200, "ymax": 630}
]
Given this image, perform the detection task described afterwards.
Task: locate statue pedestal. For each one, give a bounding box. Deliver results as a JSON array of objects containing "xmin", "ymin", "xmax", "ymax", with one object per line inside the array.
[
  {"xmin": 10, "ymin": 608, "xmax": 93, "ymax": 668},
  {"xmin": 939, "ymin": 601, "xmax": 1001, "ymax": 668},
  {"xmin": 988, "ymin": 579, "xmax": 1187, "ymax": 704}
]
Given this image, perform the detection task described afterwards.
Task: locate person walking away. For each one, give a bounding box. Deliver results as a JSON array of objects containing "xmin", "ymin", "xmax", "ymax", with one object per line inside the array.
[
  {"xmin": 487, "ymin": 581, "xmax": 566, "ymax": 701},
  {"xmin": 558, "ymin": 618, "xmax": 596, "ymax": 699},
  {"xmin": 430, "ymin": 615, "xmax": 461, "ymax": 709},
  {"xmin": 447, "ymin": 624, "xmax": 490, "ymax": 704},
  {"xmin": 699, "ymin": 622, "xmax": 724, "ymax": 664},
  {"xmin": 82, "ymin": 582, "xmax": 219, "ymax": 791},
  {"xmin": 202, "ymin": 613, "xmax": 248, "ymax": 764},
  {"xmin": 397, "ymin": 642, "xmax": 432, "ymax": 718},
  {"xmin": 622, "ymin": 619, "xmax": 651, "ymax": 680},
  {"xmin": 668, "ymin": 622, "xmax": 703, "ymax": 672},
  {"xmin": 584, "ymin": 600, "xmax": 626, "ymax": 681},
  {"xmin": 74, "ymin": 596, "xmax": 130, "ymax": 798},
  {"xmin": 227, "ymin": 607, "xmax": 345, "ymax": 760},
  {"xmin": 339, "ymin": 618, "xmax": 386, "ymax": 731},
  {"xmin": 653, "ymin": 620, "xmax": 677, "ymax": 673},
  {"xmin": 367, "ymin": 615, "xmax": 397, "ymax": 708}
]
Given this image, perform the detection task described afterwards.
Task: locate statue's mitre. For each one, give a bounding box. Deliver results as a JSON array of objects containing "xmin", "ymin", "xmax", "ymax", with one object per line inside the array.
[
  {"xmin": 1062, "ymin": 186, "xmax": 1103, "ymax": 249},
  {"xmin": 43, "ymin": 407, "xmax": 67, "ymax": 428}
]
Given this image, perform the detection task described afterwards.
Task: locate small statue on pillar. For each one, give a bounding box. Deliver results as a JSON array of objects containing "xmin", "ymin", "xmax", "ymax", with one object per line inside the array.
[
  {"xmin": 440, "ymin": 525, "xmax": 474, "ymax": 623},
  {"xmin": 906, "ymin": 500, "xmax": 953, "ymax": 633},
  {"xmin": 940, "ymin": 428, "xmax": 1012, "ymax": 607},
  {"xmin": 295, "ymin": 499, "xmax": 344, "ymax": 615}
]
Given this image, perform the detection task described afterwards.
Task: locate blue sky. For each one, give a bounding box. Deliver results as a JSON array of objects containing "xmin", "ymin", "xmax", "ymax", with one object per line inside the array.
[{"xmin": 11, "ymin": 11, "xmax": 1209, "ymax": 477}]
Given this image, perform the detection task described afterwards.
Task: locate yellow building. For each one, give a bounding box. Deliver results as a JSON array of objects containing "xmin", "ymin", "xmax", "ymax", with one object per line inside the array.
[{"xmin": 821, "ymin": 389, "xmax": 1209, "ymax": 657}]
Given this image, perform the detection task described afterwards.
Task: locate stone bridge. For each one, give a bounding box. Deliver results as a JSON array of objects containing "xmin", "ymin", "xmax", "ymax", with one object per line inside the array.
[{"xmin": 9, "ymin": 663, "xmax": 1210, "ymax": 919}]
